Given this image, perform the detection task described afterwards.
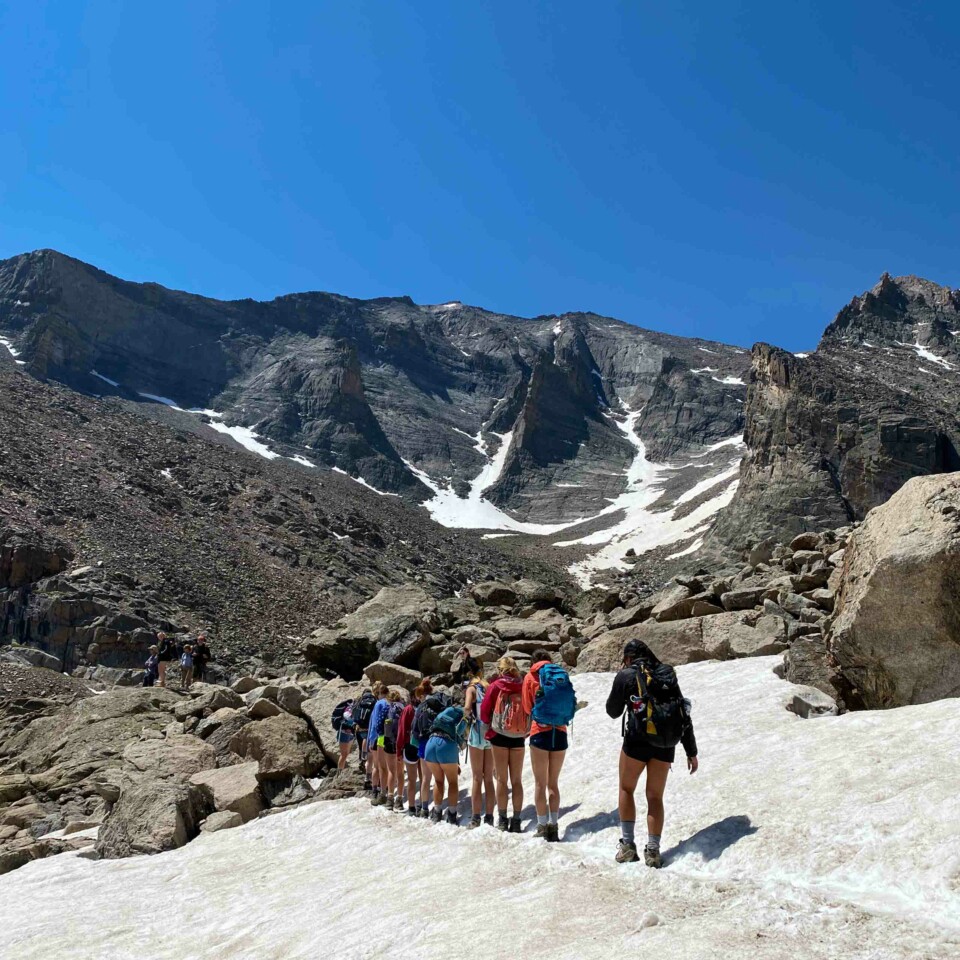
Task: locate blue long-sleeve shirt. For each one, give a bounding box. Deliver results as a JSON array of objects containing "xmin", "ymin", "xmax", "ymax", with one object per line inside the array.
[{"xmin": 367, "ymin": 697, "xmax": 389, "ymax": 744}]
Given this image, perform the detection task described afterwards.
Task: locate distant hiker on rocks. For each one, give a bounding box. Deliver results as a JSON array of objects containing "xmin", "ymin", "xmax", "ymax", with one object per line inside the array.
[
  {"xmin": 523, "ymin": 650, "xmax": 577, "ymax": 842},
  {"xmin": 606, "ymin": 639, "xmax": 698, "ymax": 867},
  {"xmin": 331, "ymin": 696, "xmax": 358, "ymax": 771},
  {"xmin": 461, "ymin": 656, "xmax": 494, "ymax": 829},
  {"xmin": 479, "ymin": 656, "xmax": 530, "ymax": 833},
  {"xmin": 193, "ymin": 633, "xmax": 212, "ymax": 683},
  {"xmin": 179, "ymin": 644, "xmax": 194, "ymax": 689},
  {"xmin": 156, "ymin": 632, "xmax": 175, "ymax": 687},
  {"xmin": 143, "ymin": 645, "xmax": 159, "ymax": 688}
]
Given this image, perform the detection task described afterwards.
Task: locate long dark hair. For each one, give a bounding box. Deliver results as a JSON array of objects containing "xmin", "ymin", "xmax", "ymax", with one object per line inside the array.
[{"xmin": 623, "ymin": 639, "xmax": 661, "ymax": 669}]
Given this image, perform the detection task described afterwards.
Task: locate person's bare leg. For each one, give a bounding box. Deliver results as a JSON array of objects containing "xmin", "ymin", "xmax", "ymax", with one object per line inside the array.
[
  {"xmin": 547, "ymin": 749, "xmax": 566, "ymax": 815},
  {"xmin": 508, "ymin": 747, "xmax": 525, "ymax": 816},
  {"xmin": 406, "ymin": 761, "xmax": 418, "ymax": 808},
  {"xmin": 378, "ymin": 749, "xmax": 390, "ymax": 798},
  {"xmin": 338, "ymin": 741, "xmax": 350, "ymax": 771},
  {"xmin": 492, "ymin": 746, "xmax": 510, "ymax": 814},
  {"xmin": 644, "ymin": 759, "xmax": 671, "ymax": 838},
  {"xmin": 469, "ymin": 746, "xmax": 485, "ymax": 815},
  {"xmin": 395, "ymin": 755, "xmax": 405, "ymax": 804},
  {"xmin": 420, "ymin": 760, "xmax": 433, "ymax": 810},
  {"xmin": 442, "ymin": 763, "xmax": 459, "ymax": 817},
  {"xmin": 618, "ymin": 750, "xmax": 645, "ymax": 823},
  {"xmin": 158, "ymin": 661, "xmax": 167, "ymax": 688},
  {"xmin": 530, "ymin": 746, "xmax": 549, "ymax": 818},
  {"xmin": 429, "ymin": 762, "xmax": 444, "ymax": 808},
  {"xmin": 482, "ymin": 750, "xmax": 495, "ymax": 816}
]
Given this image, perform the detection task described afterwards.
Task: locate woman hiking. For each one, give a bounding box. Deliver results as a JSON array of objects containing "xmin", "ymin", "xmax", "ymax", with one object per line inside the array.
[
  {"xmin": 396, "ymin": 681, "xmax": 429, "ymax": 816},
  {"xmin": 367, "ymin": 682, "xmax": 389, "ymax": 805},
  {"xmin": 479, "ymin": 656, "xmax": 530, "ymax": 833},
  {"xmin": 423, "ymin": 700, "xmax": 466, "ymax": 825},
  {"xmin": 523, "ymin": 649, "xmax": 577, "ymax": 842},
  {"xmin": 606, "ymin": 639, "xmax": 698, "ymax": 867},
  {"xmin": 461, "ymin": 655, "xmax": 495, "ymax": 829},
  {"xmin": 377, "ymin": 689, "xmax": 404, "ymax": 810}
]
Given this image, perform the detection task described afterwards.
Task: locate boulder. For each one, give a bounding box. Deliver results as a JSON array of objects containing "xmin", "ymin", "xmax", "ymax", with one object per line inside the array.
[
  {"xmin": 689, "ymin": 600, "xmax": 724, "ymax": 618},
  {"xmin": 792, "ymin": 549, "xmax": 823, "ymax": 567},
  {"xmin": 194, "ymin": 707, "xmax": 239, "ymax": 740},
  {"xmin": 783, "ymin": 637, "xmax": 838, "ymax": 697},
  {"xmin": 95, "ymin": 779, "xmax": 211, "ymax": 859},
  {"xmin": 447, "ymin": 624, "xmax": 501, "ymax": 646},
  {"xmin": 748, "ymin": 539, "xmax": 776, "ymax": 567},
  {"xmin": 243, "ymin": 684, "xmax": 280, "ymax": 707},
  {"xmin": 231, "ymin": 676, "xmax": 260, "ymax": 694},
  {"xmin": 721, "ymin": 615, "xmax": 788, "ymax": 658},
  {"xmin": 276, "ymin": 683, "xmax": 307, "ymax": 717},
  {"xmin": 500, "ymin": 637, "xmax": 561, "ymax": 655},
  {"xmin": 190, "ymin": 762, "xmax": 264, "ymax": 822},
  {"xmin": 469, "ymin": 581, "xmax": 518, "ymax": 607},
  {"xmin": 362, "ymin": 661, "xmax": 422, "ymax": 691},
  {"xmin": 202, "ymin": 710, "xmax": 254, "ymax": 766},
  {"xmin": 829, "ymin": 474, "xmax": 960, "ymax": 708},
  {"xmin": 606, "ymin": 603, "xmax": 652, "ymax": 630},
  {"xmin": 121, "ymin": 735, "xmax": 217, "ymax": 781},
  {"xmin": 790, "ymin": 688, "xmax": 839, "ymax": 719},
  {"xmin": 437, "ymin": 596, "xmax": 482, "ymax": 627},
  {"xmin": 577, "ymin": 619, "xmax": 719, "ymax": 673},
  {"xmin": 4, "ymin": 645, "xmax": 61, "ymax": 671},
  {"xmin": 301, "ymin": 678, "xmax": 363, "ymax": 765},
  {"xmin": 260, "ymin": 775, "xmax": 315, "ymax": 808},
  {"xmin": 790, "ymin": 532, "xmax": 821, "ymax": 551},
  {"xmin": 418, "ymin": 643, "xmax": 460, "ymax": 675},
  {"xmin": 200, "ymin": 811, "xmax": 243, "ymax": 833},
  {"xmin": 513, "ymin": 580, "xmax": 562, "ymax": 608},
  {"xmin": 248, "ymin": 698, "xmax": 283, "ymax": 719},
  {"xmin": 649, "ymin": 583, "xmax": 693, "ymax": 620},
  {"xmin": 720, "ymin": 588, "xmax": 764, "ymax": 612},
  {"xmin": 229, "ymin": 715, "xmax": 324, "ymax": 781},
  {"xmin": 302, "ymin": 627, "xmax": 377, "ymax": 681},
  {"xmin": 805, "ymin": 588, "xmax": 836, "ymax": 612},
  {"xmin": 491, "ymin": 619, "xmax": 550, "ymax": 644}
]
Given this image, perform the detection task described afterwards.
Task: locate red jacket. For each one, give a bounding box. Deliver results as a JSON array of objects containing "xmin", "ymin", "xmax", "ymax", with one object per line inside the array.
[
  {"xmin": 523, "ymin": 660, "xmax": 567, "ymax": 736},
  {"xmin": 397, "ymin": 702, "xmax": 416, "ymax": 752},
  {"xmin": 479, "ymin": 675, "xmax": 524, "ymax": 739}
]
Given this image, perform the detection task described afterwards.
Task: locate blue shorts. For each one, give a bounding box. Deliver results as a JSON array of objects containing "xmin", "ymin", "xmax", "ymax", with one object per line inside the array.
[
  {"xmin": 417, "ymin": 739, "xmax": 427, "ymax": 760},
  {"xmin": 337, "ymin": 727, "xmax": 356, "ymax": 745},
  {"xmin": 424, "ymin": 735, "xmax": 459, "ymax": 766},
  {"xmin": 530, "ymin": 729, "xmax": 568, "ymax": 752}
]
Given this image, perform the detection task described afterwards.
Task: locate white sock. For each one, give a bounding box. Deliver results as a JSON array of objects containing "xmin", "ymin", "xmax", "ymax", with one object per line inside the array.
[
  {"xmin": 537, "ymin": 814, "xmax": 548, "ymax": 826},
  {"xmin": 646, "ymin": 834, "xmax": 661, "ymax": 850},
  {"xmin": 547, "ymin": 810, "xmax": 558, "ymax": 825}
]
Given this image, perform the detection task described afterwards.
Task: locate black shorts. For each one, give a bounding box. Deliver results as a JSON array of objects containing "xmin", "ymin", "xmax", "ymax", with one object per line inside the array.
[
  {"xmin": 403, "ymin": 744, "xmax": 419, "ymax": 763},
  {"xmin": 530, "ymin": 729, "xmax": 568, "ymax": 752},
  {"xmin": 622, "ymin": 738, "xmax": 676, "ymax": 764},
  {"xmin": 382, "ymin": 741, "xmax": 396, "ymax": 756},
  {"xmin": 489, "ymin": 732, "xmax": 526, "ymax": 749}
]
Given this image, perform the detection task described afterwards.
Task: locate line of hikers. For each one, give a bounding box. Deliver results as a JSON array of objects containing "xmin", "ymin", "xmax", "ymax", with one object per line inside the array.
[{"xmin": 330, "ymin": 639, "xmax": 698, "ymax": 866}]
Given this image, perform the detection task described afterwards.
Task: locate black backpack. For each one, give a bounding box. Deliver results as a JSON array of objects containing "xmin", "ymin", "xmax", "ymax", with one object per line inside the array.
[
  {"xmin": 331, "ymin": 698, "xmax": 355, "ymax": 732},
  {"xmin": 352, "ymin": 692, "xmax": 376, "ymax": 731},
  {"xmin": 623, "ymin": 663, "xmax": 688, "ymax": 749},
  {"xmin": 413, "ymin": 692, "xmax": 452, "ymax": 743}
]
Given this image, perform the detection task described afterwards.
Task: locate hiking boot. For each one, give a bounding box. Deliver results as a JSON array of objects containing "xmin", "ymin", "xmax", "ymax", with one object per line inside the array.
[
  {"xmin": 445, "ymin": 808, "xmax": 459, "ymax": 826},
  {"xmin": 534, "ymin": 823, "xmax": 548, "ymax": 839},
  {"xmin": 483, "ymin": 814, "xmax": 494, "ymax": 827},
  {"xmin": 384, "ymin": 796, "xmax": 395, "ymax": 811},
  {"xmin": 508, "ymin": 816, "xmax": 522, "ymax": 834},
  {"xmin": 467, "ymin": 815, "xmax": 482, "ymax": 830},
  {"xmin": 371, "ymin": 793, "xmax": 386, "ymax": 807},
  {"xmin": 615, "ymin": 840, "xmax": 640, "ymax": 863},
  {"xmin": 644, "ymin": 846, "xmax": 663, "ymax": 869},
  {"xmin": 418, "ymin": 807, "xmax": 430, "ymax": 819},
  {"xmin": 497, "ymin": 815, "xmax": 509, "ymax": 832},
  {"xmin": 546, "ymin": 824, "xmax": 560, "ymax": 843},
  {"xmin": 362, "ymin": 779, "xmax": 372, "ymax": 792},
  {"xmin": 406, "ymin": 806, "xmax": 418, "ymax": 817},
  {"xmin": 429, "ymin": 808, "xmax": 442, "ymax": 824}
]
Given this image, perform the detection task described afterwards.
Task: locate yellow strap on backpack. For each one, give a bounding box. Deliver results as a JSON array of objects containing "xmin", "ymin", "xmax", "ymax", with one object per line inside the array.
[{"xmin": 638, "ymin": 669, "xmax": 658, "ymax": 737}]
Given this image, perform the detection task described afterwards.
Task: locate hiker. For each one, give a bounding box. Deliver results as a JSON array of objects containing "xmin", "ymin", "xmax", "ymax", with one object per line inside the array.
[
  {"xmin": 193, "ymin": 633, "xmax": 212, "ymax": 683},
  {"xmin": 462, "ymin": 655, "xmax": 494, "ymax": 829},
  {"xmin": 331, "ymin": 697, "xmax": 358, "ymax": 771},
  {"xmin": 412, "ymin": 683, "xmax": 449, "ymax": 819},
  {"xmin": 424, "ymin": 701, "xmax": 466, "ymax": 825},
  {"xmin": 351, "ymin": 687, "xmax": 378, "ymax": 787},
  {"xmin": 367, "ymin": 683, "xmax": 389, "ymax": 805},
  {"xmin": 179, "ymin": 644, "xmax": 194, "ymax": 689},
  {"xmin": 523, "ymin": 649, "xmax": 577, "ymax": 842},
  {"xmin": 143, "ymin": 645, "xmax": 160, "ymax": 688},
  {"xmin": 156, "ymin": 632, "xmax": 175, "ymax": 687},
  {"xmin": 375, "ymin": 689, "xmax": 404, "ymax": 810},
  {"xmin": 479, "ymin": 656, "xmax": 530, "ymax": 833},
  {"xmin": 396, "ymin": 683, "xmax": 425, "ymax": 816},
  {"xmin": 606, "ymin": 639, "xmax": 698, "ymax": 867}
]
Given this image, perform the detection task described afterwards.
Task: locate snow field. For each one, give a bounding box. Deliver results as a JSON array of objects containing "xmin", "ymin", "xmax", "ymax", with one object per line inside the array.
[{"xmin": 2, "ymin": 658, "xmax": 957, "ymax": 960}]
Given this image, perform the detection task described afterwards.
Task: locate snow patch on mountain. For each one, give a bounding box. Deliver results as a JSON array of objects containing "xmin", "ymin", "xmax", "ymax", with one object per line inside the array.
[
  {"xmin": 0, "ymin": 336, "xmax": 26, "ymax": 364},
  {"xmin": 3, "ymin": 660, "xmax": 957, "ymax": 960}
]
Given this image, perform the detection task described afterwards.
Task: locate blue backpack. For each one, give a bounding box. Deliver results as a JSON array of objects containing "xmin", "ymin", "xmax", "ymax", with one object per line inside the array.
[
  {"xmin": 431, "ymin": 705, "xmax": 466, "ymax": 747},
  {"xmin": 532, "ymin": 664, "xmax": 577, "ymax": 727}
]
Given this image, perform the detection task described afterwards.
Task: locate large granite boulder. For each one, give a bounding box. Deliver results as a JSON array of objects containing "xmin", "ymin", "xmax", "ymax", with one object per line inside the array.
[
  {"xmin": 829, "ymin": 474, "xmax": 960, "ymax": 708},
  {"xmin": 362, "ymin": 661, "xmax": 422, "ymax": 691},
  {"xmin": 95, "ymin": 778, "xmax": 211, "ymax": 859},
  {"xmin": 228, "ymin": 714, "xmax": 324, "ymax": 781},
  {"xmin": 190, "ymin": 762, "xmax": 264, "ymax": 822},
  {"xmin": 121, "ymin": 734, "xmax": 217, "ymax": 781}
]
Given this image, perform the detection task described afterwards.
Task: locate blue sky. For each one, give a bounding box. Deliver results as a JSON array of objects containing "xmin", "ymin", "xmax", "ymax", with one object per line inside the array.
[{"xmin": 2, "ymin": 1, "xmax": 958, "ymax": 350}]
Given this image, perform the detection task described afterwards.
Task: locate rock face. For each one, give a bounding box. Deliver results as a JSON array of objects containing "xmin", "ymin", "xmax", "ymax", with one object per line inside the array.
[
  {"xmin": 190, "ymin": 762, "xmax": 264, "ymax": 823},
  {"xmin": 713, "ymin": 275, "xmax": 960, "ymax": 551},
  {"xmin": 228, "ymin": 714, "xmax": 323, "ymax": 781},
  {"xmin": 828, "ymin": 475, "xmax": 960, "ymax": 708}
]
